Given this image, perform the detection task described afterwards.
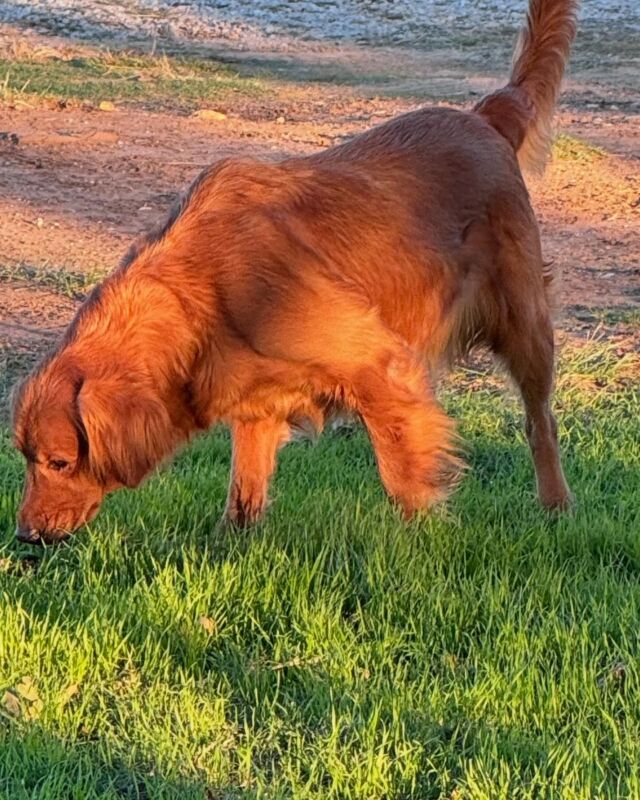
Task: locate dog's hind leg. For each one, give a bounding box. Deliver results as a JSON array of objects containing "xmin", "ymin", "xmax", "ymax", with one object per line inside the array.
[
  {"xmin": 223, "ymin": 417, "xmax": 290, "ymax": 527},
  {"xmin": 489, "ymin": 251, "xmax": 571, "ymax": 510},
  {"xmin": 348, "ymin": 348, "xmax": 461, "ymax": 517},
  {"xmin": 499, "ymin": 322, "xmax": 571, "ymax": 509}
]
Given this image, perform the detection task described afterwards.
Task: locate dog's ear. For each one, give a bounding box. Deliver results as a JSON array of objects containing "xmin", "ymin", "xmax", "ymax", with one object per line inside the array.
[{"xmin": 77, "ymin": 375, "xmax": 176, "ymax": 488}]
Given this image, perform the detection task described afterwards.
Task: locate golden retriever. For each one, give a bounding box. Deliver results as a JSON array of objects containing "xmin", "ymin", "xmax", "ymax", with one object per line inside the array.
[{"xmin": 13, "ymin": 0, "xmax": 577, "ymax": 543}]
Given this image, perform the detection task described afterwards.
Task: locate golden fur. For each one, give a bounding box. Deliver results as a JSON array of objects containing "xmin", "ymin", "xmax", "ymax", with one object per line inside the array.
[{"xmin": 13, "ymin": 0, "xmax": 577, "ymax": 542}]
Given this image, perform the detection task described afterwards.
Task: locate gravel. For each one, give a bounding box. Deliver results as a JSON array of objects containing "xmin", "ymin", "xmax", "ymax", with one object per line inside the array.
[{"xmin": 1, "ymin": 0, "xmax": 639, "ymax": 51}]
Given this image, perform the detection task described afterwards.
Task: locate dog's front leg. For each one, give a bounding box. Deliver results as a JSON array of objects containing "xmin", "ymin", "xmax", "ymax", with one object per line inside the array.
[{"xmin": 222, "ymin": 417, "xmax": 290, "ymax": 528}]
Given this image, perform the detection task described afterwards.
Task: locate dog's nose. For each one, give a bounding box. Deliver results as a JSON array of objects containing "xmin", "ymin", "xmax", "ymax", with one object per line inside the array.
[{"xmin": 15, "ymin": 526, "xmax": 42, "ymax": 544}]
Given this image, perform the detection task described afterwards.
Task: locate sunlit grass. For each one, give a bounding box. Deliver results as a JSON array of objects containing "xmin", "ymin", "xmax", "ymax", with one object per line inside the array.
[
  {"xmin": 0, "ymin": 263, "xmax": 107, "ymax": 300},
  {"xmin": 553, "ymin": 134, "xmax": 605, "ymax": 163},
  {"xmin": 1, "ymin": 339, "xmax": 639, "ymax": 799},
  {"xmin": 0, "ymin": 49, "xmax": 264, "ymax": 111}
]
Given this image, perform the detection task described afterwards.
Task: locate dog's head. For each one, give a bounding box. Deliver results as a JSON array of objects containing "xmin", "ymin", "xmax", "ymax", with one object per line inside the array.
[{"xmin": 12, "ymin": 356, "xmax": 176, "ymax": 544}]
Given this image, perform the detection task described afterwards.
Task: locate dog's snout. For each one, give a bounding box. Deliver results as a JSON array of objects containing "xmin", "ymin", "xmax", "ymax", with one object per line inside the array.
[{"xmin": 15, "ymin": 525, "xmax": 42, "ymax": 545}]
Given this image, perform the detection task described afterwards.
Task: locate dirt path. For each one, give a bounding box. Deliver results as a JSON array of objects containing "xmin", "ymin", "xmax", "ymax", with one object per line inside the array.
[{"xmin": 0, "ymin": 22, "xmax": 638, "ymax": 399}]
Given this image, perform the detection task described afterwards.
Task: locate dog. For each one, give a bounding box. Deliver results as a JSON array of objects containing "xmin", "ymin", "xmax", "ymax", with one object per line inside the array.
[{"xmin": 12, "ymin": 0, "xmax": 577, "ymax": 544}]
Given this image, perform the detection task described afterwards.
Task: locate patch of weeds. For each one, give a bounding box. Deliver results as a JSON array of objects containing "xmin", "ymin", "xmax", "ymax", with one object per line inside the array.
[
  {"xmin": 0, "ymin": 49, "xmax": 265, "ymax": 111},
  {"xmin": 0, "ymin": 263, "xmax": 107, "ymax": 300},
  {"xmin": 556, "ymin": 335, "xmax": 640, "ymax": 398},
  {"xmin": 595, "ymin": 306, "xmax": 640, "ymax": 328},
  {"xmin": 553, "ymin": 134, "xmax": 605, "ymax": 162},
  {"xmin": 568, "ymin": 304, "xmax": 640, "ymax": 330}
]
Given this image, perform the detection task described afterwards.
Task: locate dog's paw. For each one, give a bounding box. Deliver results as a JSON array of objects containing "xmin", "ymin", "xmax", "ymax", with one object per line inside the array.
[
  {"xmin": 541, "ymin": 490, "xmax": 574, "ymax": 513},
  {"xmin": 219, "ymin": 501, "xmax": 267, "ymax": 531}
]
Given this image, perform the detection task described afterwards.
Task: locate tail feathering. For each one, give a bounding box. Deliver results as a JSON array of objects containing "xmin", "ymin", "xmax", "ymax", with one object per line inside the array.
[{"xmin": 475, "ymin": 0, "xmax": 579, "ymax": 175}]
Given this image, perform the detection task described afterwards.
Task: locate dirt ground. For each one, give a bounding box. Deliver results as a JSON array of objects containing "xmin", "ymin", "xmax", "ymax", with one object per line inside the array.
[{"xmin": 1, "ymin": 23, "xmax": 638, "ymax": 393}]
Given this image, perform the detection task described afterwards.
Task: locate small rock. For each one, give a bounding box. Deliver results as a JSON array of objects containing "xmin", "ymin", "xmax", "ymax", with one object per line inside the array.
[{"xmin": 276, "ymin": 116, "xmax": 286, "ymax": 124}]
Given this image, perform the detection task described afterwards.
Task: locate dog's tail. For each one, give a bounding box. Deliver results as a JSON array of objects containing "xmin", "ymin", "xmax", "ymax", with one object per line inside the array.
[{"xmin": 474, "ymin": 0, "xmax": 579, "ymax": 175}]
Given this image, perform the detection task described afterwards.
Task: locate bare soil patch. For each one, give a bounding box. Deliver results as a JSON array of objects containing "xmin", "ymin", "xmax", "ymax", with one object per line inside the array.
[{"xmin": 0, "ymin": 23, "xmax": 638, "ymax": 404}]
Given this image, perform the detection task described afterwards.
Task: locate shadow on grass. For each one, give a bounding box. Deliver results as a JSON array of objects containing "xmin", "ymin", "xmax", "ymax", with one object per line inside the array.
[{"xmin": 0, "ymin": 728, "xmax": 218, "ymax": 800}]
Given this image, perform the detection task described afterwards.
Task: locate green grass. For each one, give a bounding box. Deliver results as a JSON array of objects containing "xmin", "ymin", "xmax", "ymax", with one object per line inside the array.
[
  {"xmin": 0, "ymin": 51, "xmax": 264, "ymax": 111},
  {"xmin": 0, "ymin": 263, "xmax": 107, "ymax": 300},
  {"xmin": 594, "ymin": 307, "xmax": 640, "ymax": 328},
  {"xmin": 568, "ymin": 305, "xmax": 640, "ymax": 331},
  {"xmin": 1, "ymin": 341, "xmax": 639, "ymax": 799}
]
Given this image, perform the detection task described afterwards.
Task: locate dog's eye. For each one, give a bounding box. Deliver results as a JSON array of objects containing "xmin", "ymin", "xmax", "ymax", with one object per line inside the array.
[{"xmin": 49, "ymin": 459, "xmax": 69, "ymax": 472}]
